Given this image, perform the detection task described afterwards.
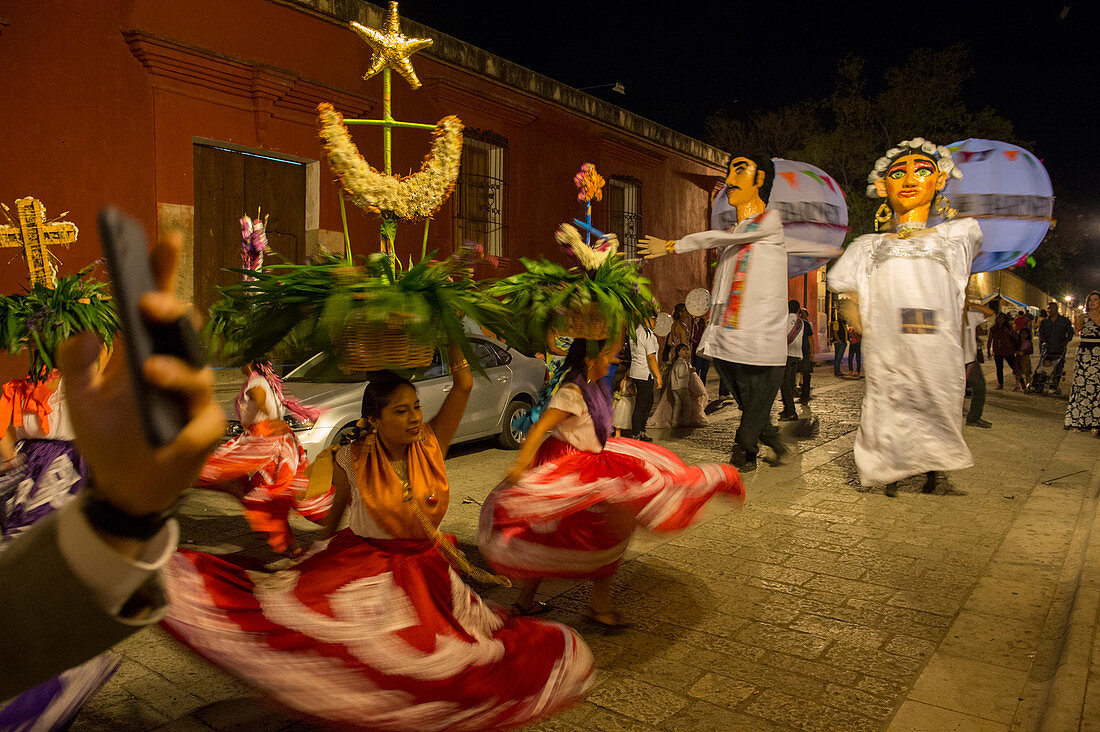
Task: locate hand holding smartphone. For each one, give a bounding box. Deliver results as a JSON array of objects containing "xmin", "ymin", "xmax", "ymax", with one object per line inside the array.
[{"xmin": 98, "ymin": 208, "xmax": 205, "ymax": 446}]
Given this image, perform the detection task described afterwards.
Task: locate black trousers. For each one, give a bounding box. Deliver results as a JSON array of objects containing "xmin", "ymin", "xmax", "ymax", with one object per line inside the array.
[
  {"xmin": 966, "ymin": 361, "xmax": 985, "ymax": 421},
  {"xmin": 779, "ymin": 356, "xmax": 801, "ymax": 415},
  {"xmin": 714, "ymin": 360, "xmax": 784, "ymax": 459},
  {"xmin": 630, "ymin": 377, "xmax": 655, "ymax": 434}
]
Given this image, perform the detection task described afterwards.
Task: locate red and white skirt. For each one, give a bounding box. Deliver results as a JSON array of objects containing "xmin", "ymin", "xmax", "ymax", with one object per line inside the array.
[
  {"xmin": 479, "ymin": 437, "xmax": 743, "ymax": 580},
  {"xmin": 163, "ymin": 531, "xmax": 594, "ymax": 731},
  {"xmin": 199, "ymin": 423, "xmax": 332, "ymax": 552}
]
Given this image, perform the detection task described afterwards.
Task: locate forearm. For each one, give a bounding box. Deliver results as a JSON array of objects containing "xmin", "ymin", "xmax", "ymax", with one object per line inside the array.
[
  {"xmin": 672, "ymin": 229, "xmax": 761, "ymax": 254},
  {"xmin": 647, "ymin": 354, "xmax": 660, "ymax": 380}
]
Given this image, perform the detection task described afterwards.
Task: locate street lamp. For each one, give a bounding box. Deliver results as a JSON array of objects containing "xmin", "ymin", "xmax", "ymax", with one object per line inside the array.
[{"xmin": 577, "ymin": 82, "xmax": 626, "ymax": 95}]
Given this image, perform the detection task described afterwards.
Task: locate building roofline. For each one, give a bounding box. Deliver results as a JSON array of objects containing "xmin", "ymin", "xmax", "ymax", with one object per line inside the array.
[{"xmin": 274, "ymin": 0, "xmax": 729, "ymax": 169}]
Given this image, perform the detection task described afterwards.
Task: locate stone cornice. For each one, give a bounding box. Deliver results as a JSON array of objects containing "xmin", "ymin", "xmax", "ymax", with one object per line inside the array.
[
  {"xmin": 424, "ymin": 76, "xmax": 537, "ymax": 129},
  {"xmin": 122, "ymin": 29, "xmax": 374, "ymax": 127}
]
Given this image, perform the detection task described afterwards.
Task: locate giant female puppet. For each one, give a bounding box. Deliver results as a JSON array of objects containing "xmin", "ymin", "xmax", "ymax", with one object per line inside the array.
[{"xmin": 828, "ymin": 138, "xmax": 982, "ymax": 494}]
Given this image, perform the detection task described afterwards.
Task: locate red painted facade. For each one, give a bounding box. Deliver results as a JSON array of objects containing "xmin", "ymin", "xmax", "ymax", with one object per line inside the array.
[{"xmin": 1, "ymin": 0, "xmax": 825, "ymax": 378}]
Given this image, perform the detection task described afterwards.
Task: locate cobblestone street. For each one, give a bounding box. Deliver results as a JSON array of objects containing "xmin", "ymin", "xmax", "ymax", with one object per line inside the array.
[{"xmin": 71, "ymin": 360, "xmax": 1100, "ymax": 731}]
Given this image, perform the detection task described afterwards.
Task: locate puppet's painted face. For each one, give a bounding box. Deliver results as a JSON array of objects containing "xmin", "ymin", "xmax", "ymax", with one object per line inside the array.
[
  {"xmin": 725, "ymin": 157, "xmax": 763, "ymax": 209},
  {"xmin": 876, "ymin": 153, "xmax": 947, "ymax": 217}
]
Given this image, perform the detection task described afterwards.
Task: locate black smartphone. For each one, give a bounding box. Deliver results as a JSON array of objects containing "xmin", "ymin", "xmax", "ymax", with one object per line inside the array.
[{"xmin": 98, "ymin": 207, "xmax": 204, "ymax": 447}]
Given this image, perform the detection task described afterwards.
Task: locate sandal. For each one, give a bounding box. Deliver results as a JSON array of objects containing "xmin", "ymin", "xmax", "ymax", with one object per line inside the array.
[
  {"xmin": 511, "ymin": 600, "xmax": 553, "ymax": 616},
  {"xmin": 584, "ymin": 609, "xmax": 631, "ymax": 631}
]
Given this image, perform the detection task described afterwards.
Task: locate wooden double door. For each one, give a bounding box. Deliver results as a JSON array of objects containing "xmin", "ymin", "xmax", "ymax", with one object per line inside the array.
[{"xmin": 193, "ymin": 143, "xmax": 307, "ymax": 317}]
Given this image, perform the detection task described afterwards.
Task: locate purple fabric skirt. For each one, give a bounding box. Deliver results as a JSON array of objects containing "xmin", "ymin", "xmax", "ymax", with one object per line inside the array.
[{"xmin": 0, "ymin": 439, "xmax": 87, "ymax": 540}]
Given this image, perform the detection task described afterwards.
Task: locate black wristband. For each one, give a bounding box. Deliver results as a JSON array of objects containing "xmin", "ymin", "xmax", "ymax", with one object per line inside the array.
[{"xmin": 81, "ymin": 490, "xmax": 176, "ymax": 541}]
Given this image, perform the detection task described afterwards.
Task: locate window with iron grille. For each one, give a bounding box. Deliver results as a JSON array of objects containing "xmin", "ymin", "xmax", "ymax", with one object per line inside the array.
[
  {"xmin": 453, "ymin": 131, "xmax": 507, "ymax": 257},
  {"xmin": 607, "ymin": 176, "xmax": 641, "ymax": 260}
]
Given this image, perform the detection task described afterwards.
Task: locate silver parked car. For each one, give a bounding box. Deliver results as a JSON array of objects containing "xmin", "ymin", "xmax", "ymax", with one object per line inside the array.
[{"xmin": 235, "ymin": 336, "xmax": 548, "ymax": 461}]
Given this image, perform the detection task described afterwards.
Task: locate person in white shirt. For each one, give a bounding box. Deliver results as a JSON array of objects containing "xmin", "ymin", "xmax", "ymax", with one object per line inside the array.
[
  {"xmin": 779, "ymin": 299, "xmax": 804, "ymax": 421},
  {"xmin": 640, "ymin": 155, "xmax": 837, "ymax": 470},
  {"xmin": 628, "ymin": 322, "xmax": 661, "ymax": 441},
  {"xmin": 963, "ymin": 302, "xmax": 993, "ymax": 429},
  {"xmin": 0, "ymin": 232, "xmax": 225, "ymax": 698}
]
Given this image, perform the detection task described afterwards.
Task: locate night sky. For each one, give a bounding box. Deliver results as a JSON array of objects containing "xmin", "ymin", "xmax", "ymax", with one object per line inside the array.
[{"xmin": 408, "ymin": 0, "xmax": 1100, "ymax": 279}]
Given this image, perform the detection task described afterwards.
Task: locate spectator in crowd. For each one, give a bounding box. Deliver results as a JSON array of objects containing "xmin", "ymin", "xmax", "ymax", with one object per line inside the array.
[
  {"xmin": 798, "ymin": 308, "xmax": 814, "ymax": 404},
  {"xmin": 1016, "ymin": 312, "xmax": 1034, "ymax": 384},
  {"xmin": 830, "ymin": 313, "xmax": 848, "ymax": 376},
  {"xmin": 1065, "ymin": 291, "xmax": 1100, "ymax": 433},
  {"xmin": 847, "ymin": 324, "xmax": 863, "ymax": 376},
  {"xmin": 628, "ymin": 321, "xmax": 661, "ymax": 441},
  {"xmin": 1039, "ymin": 301, "xmax": 1075, "ymax": 390},
  {"xmin": 666, "ymin": 303, "xmax": 691, "ymax": 363},
  {"xmin": 987, "ymin": 312, "xmax": 1024, "ymax": 390},
  {"xmin": 964, "ymin": 302, "xmax": 993, "ymax": 428},
  {"xmin": 778, "ymin": 300, "xmax": 803, "ymax": 421}
]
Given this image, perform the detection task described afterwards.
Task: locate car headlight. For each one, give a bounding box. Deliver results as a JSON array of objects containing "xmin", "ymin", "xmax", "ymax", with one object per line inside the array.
[{"xmin": 284, "ymin": 415, "xmax": 316, "ymax": 431}]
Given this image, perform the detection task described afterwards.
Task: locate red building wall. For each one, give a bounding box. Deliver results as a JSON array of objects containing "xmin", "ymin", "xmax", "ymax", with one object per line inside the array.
[{"xmin": 2, "ymin": 1, "xmax": 821, "ymax": 376}]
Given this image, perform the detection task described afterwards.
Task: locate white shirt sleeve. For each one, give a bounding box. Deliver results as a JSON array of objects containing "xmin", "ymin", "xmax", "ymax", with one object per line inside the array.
[
  {"xmin": 548, "ymin": 384, "xmax": 587, "ymax": 416},
  {"xmin": 827, "ymin": 236, "xmax": 870, "ymax": 294},
  {"xmin": 56, "ymin": 500, "xmax": 177, "ymax": 622},
  {"xmin": 673, "ymin": 211, "xmax": 782, "ymax": 254}
]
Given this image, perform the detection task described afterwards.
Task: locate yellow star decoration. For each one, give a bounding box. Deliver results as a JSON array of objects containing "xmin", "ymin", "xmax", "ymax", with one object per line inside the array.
[{"xmin": 349, "ymin": 2, "xmax": 433, "ymax": 90}]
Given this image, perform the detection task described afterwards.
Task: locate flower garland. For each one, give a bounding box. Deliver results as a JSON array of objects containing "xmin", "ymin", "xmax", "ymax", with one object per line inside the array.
[
  {"xmin": 865, "ymin": 137, "xmax": 963, "ymax": 197},
  {"xmin": 574, "ymin": 163, "xmax": 605, "ymax": 203},
  {"xmin": 555, "ymin": 223, "xmax": 618, "ymax": 270},
  {"xmin": 317, "ymin": 103, "xmax": 463, "ymax": 220}
]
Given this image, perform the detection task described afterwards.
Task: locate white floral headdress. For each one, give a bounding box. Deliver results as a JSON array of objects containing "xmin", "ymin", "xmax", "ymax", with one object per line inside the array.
[{"xmin": 865, "ymin": 137, "xmax": 963, "ymax": 198}]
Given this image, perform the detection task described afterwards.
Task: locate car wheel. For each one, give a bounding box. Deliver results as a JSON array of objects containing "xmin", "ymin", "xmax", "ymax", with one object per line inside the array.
[{"xmin": 498, "ymin": 400, "xmax": 531, "ymax": 450}]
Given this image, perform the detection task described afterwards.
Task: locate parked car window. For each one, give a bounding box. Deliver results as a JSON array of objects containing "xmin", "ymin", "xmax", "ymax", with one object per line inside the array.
[
  {"xmin": 285, "ymin": 351, "xmax": 446, "ymax": 383},
  {"xmin": 487, "ymin": 341, "xmax": 511, "ymax": 365},
  {"xmin": 472, "ymin": 340, "xmax": 500, "ymax": 368}
]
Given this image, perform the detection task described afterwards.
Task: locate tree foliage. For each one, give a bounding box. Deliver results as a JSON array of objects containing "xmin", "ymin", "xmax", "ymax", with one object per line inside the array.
[{"xmin": 704, "ymin": 45, "xmax": 1070, "ymax": 293}]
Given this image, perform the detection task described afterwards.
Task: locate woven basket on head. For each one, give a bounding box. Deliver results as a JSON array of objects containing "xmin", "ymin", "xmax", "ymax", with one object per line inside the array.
[
  {"xmin": 335, "ymin": 319, "xmax": 434, "ymax": 372},
  {"xmin": 562, "ymin": 302, "xmax": 610, "ymax": 340}
]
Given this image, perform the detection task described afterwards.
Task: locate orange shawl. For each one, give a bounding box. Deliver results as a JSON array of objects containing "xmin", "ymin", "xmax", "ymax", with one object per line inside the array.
[
  {"xmin": 352, "ymin": 425, "xmax": 450, "ymax": 540},
  {"xmin": 0, "ymin": 371, "xmax": 60, "ymax": 437}
]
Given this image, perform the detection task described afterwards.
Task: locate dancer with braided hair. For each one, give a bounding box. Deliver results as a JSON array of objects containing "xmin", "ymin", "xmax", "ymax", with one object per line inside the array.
[
  {"xmin": 163, "ymin": 344, "xmax": 594, "ymax": 730},
  {"xmin": 196, "ymin": 360, "xmax": 330, "ymax": 556},
  {"xmin": 480, "ymin": 338, "xmax": 744, "ymax": 628}
]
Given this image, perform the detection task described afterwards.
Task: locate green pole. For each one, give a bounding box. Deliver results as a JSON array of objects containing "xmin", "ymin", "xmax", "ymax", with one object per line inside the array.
[
  {"xmin": 339, "ymin": 191, "xmax": 352, "ymax": 262},
  {"xmin": 421, "ymin": 218, "xmax": 430, "ymax": 260},
  {"xmin": 381, "ymin": 68, "xmax": 395, "ymax": 257}
]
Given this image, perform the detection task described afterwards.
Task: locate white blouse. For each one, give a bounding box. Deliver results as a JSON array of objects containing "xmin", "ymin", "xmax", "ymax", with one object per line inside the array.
[
  {"xmin": 238, "ymin": 375, "xmax": 282, "ymax": 427},
  {"xmin": 549, "ymin": 384, "xmax": 603, "ymax": 453}
]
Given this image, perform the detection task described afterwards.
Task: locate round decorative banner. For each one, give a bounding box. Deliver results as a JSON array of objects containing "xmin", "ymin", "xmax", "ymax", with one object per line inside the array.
[
  {"xmin": 937, "ymin": 139, "xmax": 1053, "ymax": 273},
  {"xmin": 685, "ymin": 288, "xmax": 710, "ymax": 317},
  {"xmin": 711, "ymin": 158, "xmax": 848, "ymax": 279},
  {"xmin": 653, "ymin": 311, "xmax": 673, "ymax": 337}
]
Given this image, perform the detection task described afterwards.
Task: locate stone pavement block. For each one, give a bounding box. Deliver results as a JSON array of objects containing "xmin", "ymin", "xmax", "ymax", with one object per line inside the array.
[
  {"xmin": 686, "ymin": 671, "xmax": 757, "ymax": 708},
  {"xmin": 939, "ymin": 610, "xmax": 1041, "ymax": 671},
  {"xmin": 585, "ymin": 707, "xmax": 660, "ymax": 730},
  {"xmin": 743, "ymin": 689, "xmax": 879, "ymax": 732},
  {"xmin": 616, "ymin": 658, "xmax": 706, "ymax": 695},
  {"xmin": 191, "ymin": 697, "xmax": 299, "ymax": 731},
  {"xmin": 883, "ymin": 634, "xmax": 938, "ymax": 660},
  {"xmin": 74, "ymin": 697, "xmax": 171, "ymax": 731},
  {"xmin": 586, "ymin": 677, "xmax": 691, "ymax": 725},
  {"xmin": 886, "ymin": 589, "xmax": 965, "ymax": 616},
  {"xmin": 783, "ymin": 551, "xmax": 867, "ymax": 580},
  {"xmin": 964, "ymin": 575, "xmax": 1055, "ymax": 624},
  {"xmin": 822, "ymin": 643, "xmax": 923, "ymax": 682},
  {"xmin": 113, "ymin": 667, "xmax": 210, "ymax": 719},
  {"xmin": 788, "ymin": 613, "xmax": 887, "ymax": 650},
  {"xmin": 821, "ymin": 682, "xmax": 894, "ymax": 719},
  {"xmin": 805, "ymin": 574, "xmax": 894, "ymax": 601},
  {"xmin": 527, "ymin": 701, "xmax": 598, "ymax": 730},
  {"xmin": 907, "ymin": 653, "xmax": 1027, "ymax": 724},
  {"xmin": 761, "ymin": 651, "xmax": 861, "ymax": 687},
  {"xmin": 888, "ymin": 700, "xmax": 1008, "ymax": 731},
  {"xmin": 733, "ymin": 622, "xmax": 832, "ymax": 659},
  {"xmin": 661, "ymin": 700, "xmax": 784, "ymax": 731}
]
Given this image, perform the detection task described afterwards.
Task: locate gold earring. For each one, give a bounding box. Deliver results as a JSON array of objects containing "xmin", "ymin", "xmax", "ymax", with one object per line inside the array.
[
  {"xmin": 874, "ymin": 203, "xmax": 893, "ymax": 233},
  {"xmin": 935, "ymin": 194, "xmax": 958, "ymax": 220}
]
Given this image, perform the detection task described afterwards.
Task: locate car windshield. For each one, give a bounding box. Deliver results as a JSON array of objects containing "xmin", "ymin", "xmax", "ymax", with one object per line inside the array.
[{"xmin": 284, "ymin": 351, "xmax": 447, "ymax": 383}]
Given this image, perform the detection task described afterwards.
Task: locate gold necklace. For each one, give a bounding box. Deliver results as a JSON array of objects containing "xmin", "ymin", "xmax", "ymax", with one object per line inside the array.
[{"xmin": 389, "ymin": 455, "xmax": 437, "ymax": 505}]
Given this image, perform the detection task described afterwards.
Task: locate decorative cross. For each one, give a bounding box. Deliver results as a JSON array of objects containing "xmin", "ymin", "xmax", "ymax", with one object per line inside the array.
[{"xmin": 0, "ymin": 197, "xmax": 78, "ymax": 288}]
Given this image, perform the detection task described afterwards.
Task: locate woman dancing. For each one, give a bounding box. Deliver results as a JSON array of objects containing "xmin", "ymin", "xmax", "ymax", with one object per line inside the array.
[
  {"xmin": 480, "ymin": 338, "xmax": 742, "ymax": 627},
  {"xmin": 163, "ymin": 345, "xmax": 594, "ymax": 731},
  {"xmin": 197, "ymin": 360, "xmax": 330, "ymax": 556}
]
